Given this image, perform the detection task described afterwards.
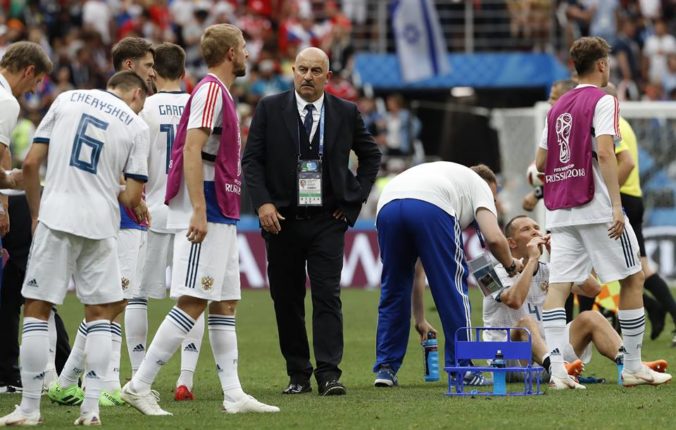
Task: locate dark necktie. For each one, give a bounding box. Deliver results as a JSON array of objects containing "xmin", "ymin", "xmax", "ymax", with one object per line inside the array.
[{"xmin": 303, "ymin": 104, "xmax": 314, "ymax": 137}]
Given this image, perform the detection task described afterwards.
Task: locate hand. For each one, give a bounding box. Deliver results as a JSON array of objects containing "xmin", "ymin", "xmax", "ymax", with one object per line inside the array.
[
  {"xmin": 332, "ymin": 209, "xmax": 347, "ymax": 222},
  {"xmin": 414, "ymin": 320, "xmax": 437, "ymax": 342},
  {"xmin": 522, "ymin": 192, "xmax": 538, "ymax": 212},
  {"xmin": 0, "ymin": 204, "xmax": 8, "ymax": 237},
  {"xmin": 187, "ymin": 209, "xmax": 207, "ymax": 243},
  {"xmin": 505, "ymin": 257, "xmax": 524, "ymax": 277},
  {"xmin": 608, "ymin": 207, "xmax": 624, "ymax": 240},
  {"xmin": 543, "ymin": 233, "xmax": 551, "ymax": 255},
  {"xmin": 4, "ymin": 169, "xmax": 23, "ymax": 190},
  {"xmin": 258, "ymin": 203, "xmax": 285, "ymax": 234},
  {"xmin": 526, "ymin": 236, "xmax": 546, "ymax": 260},
  {"xmin": 133, "ymin": 200, "xmax": 151, "ymax": 225}
]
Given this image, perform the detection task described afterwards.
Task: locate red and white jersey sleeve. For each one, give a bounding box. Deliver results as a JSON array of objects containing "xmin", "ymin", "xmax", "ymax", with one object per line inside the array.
[
  {"xmin": 187, "ymin": 81, "xmax": 223, "ymax": 132},
  {"xmin": 593, "ymin": 94, "xmax": 621, "ymax": 143}
]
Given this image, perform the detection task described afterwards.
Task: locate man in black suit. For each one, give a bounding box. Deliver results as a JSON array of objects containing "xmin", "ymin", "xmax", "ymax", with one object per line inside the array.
[{"xmin": 242, "ymin": 47, "xmax": 380, "ymax": 396}]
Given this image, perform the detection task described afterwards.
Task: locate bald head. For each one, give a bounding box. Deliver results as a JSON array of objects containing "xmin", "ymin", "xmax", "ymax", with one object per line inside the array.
[
  {"xmin": 296, "ymin": 47, "xmax": 330, "ymax": 71},
  {"xmin": 293, "ymin": 47, "xmax": 332, "ymax": 103}
]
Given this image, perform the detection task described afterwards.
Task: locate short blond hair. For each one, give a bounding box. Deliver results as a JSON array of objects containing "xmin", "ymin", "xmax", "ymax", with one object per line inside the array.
[
  {"xmin": 200, "ymin": 24, "xmax": 242, "ymax": 68},
  {"xmin": 0, "ymin": 41, "xmax": 53, "ymax": 75}
]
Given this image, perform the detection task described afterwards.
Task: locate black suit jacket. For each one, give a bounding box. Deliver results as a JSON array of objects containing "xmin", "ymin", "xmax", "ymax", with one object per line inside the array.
[{"xmin": 242, "ymin": 91, "xmax": 381, "ymax": 226}]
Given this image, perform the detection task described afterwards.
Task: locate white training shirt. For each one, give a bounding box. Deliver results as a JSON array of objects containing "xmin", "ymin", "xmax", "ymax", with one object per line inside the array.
[
  {"xmin": 34, "ymin": 90, "xmax": 149, "ymax": 239},
  {"xmin": 538, "ymin": 85, "xmax": 621, "ymax": 228},
  {"xmin": 167, "ymin": 74, "xmax": 239, "ymax": 229},
  {"xmin": 140, "ymin": 91, "xmax": 190, "ymax": 233},
  {"xmin": 376, "ymin": 161, "xmax": 497, "ymax": 229},
  {"xmin": 482, "ymin": 262, "xmax": 549, "ymax": 342},
  {"xmin": 0, "ymin": 73, "xmax": 20, "ymax": 148}
]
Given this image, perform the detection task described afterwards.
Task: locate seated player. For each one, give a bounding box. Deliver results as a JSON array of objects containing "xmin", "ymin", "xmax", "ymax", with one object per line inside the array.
[{"xmin": 483, "ymin": 215, "xmax": 669, "ymax": 386}]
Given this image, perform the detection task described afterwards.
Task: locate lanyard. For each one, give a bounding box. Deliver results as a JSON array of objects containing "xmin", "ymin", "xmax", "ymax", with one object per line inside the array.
[{"xmin": 297, "ymin": 102, "xmax": 325, "ymax": 160}]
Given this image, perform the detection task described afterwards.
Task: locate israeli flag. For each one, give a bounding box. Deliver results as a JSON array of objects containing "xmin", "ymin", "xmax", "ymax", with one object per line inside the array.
[{"xmin": 392, "ymin": 0, "xmax": 450, "ymax": 82}]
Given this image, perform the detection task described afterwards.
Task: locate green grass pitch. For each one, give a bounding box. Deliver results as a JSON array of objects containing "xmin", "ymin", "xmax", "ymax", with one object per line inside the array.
[{"xmin": 1, "ymin": 288, "xmax": 674, "ymax": 429}]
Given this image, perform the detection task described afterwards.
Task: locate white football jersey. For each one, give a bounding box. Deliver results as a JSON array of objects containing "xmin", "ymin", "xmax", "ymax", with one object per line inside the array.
[
  {"xmin": 482, "ymin": 261, "xmax": 549, "ymax": 342},
  {"xmin": 34, "ymin": 89, "xmax": 149, "ymax": 239},
  {"xmin": 140, "ymin": 91, "xmax": 190, "ymax": 233}
]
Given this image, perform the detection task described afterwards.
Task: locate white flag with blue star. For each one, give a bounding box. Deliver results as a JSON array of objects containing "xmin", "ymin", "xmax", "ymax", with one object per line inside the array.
[{"xmin": 392, "ymin": 0, "xmax": 450, "ymax": 82}]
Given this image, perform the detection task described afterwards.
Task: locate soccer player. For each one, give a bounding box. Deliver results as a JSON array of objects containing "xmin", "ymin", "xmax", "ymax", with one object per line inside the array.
[
  {"xmin": 535, "ymin": 36, "xmax": 671, "ymax": 389},
  {"xmin": 125, "ymin": 42, "xmax": 205, "ymax": 401},
  {"xmin": 0, "ymin": 71, "xmax": 150, "ymax": 426},
  {"xmin": 121, "ymin": 24, "xmax": 279, "ymax": 415},
  {"xmin": 0, "ymin": 41, "xmax": 52, "ymax": 394},
  {"xmin": 47, "ymin": 37, "xmax": 158, "ymax": 408},
  {"xmin": 482, "ymin": 215, "xmax": 669, "ymax": 381}
]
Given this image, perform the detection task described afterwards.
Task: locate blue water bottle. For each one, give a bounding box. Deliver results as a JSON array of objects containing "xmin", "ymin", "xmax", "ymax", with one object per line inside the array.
[
  {"xmin": 615, "ymin": 347, "xmax": 626, "ymax": 385},
  {"xmin": 423, "ymin": 331, "xmax": 439, "ymax": 382},
  {"xmin": 492, "ymin": 349, "xmax": 506, "ymax": 395}
]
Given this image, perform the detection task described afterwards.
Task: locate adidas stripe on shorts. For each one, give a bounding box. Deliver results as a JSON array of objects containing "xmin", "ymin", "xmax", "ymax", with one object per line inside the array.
[
  {"xmin": 170, "ymin": 223, "xmax": 240, "ymax": 301},
  {"xmin": 549, "ymin": 215, "xmax": 641, "ymax": 284}
]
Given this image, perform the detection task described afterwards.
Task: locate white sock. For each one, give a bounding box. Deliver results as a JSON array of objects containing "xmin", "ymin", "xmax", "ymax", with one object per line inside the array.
[
  {"xmin": 125, "ymin": 298, "xmax": 148, "ymax": 377},
  {"xmin": 208, "ymin": 315, "xmax": 245, "ymax": 402},
  {"xmin": 618, "ymin": 308, "xmax": 645, "ymax": 372},
  {"xmin": 80, "ymin": 320, "xmax": 112, "ymax": 418},
  {"xmin": 58, "ymin": 320, "xmax": 87, "ymax": 387},
  {"xmin": 106, "ymin": 322, "xmax": 122, "ymax": 392},
  {"xmin": 542, "ymin": 308, "xmax": 567, "ymax": 378},
  {"xmin": 131, "ymin": 307, "xmax": 195, "ymax": 394},
  {"xmin": 18, "ymin": 318, "xmax": 49, "ymax": 416},
  {"xmin": 44, "ymin": 309, "xmax": 58, "ymax": 386},
  {"xmin": 177, "ymin": 312, "xmax": 205, "ymax": 390}
]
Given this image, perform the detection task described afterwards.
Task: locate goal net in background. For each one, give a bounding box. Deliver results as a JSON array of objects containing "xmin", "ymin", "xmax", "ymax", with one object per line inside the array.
[{"xmin": 492, "ymin": 102, "xmax": 676, "ymax": 283}]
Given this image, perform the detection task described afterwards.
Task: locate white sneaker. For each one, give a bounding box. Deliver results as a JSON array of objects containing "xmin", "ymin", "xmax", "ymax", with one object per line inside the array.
[
  {"xmin": 120, "ymin": 383, "xmax": 172, "ymax": 416},
  {"xmin": 73, "ymin": 412, "xmax": 101, "ymax": 426},
  {"xmin": 622, "ymin": 365, "xmax": 673, "ymax": 387},
  {"xmin": 549, "ymin": 374, "xmax": 586, "ymax": 390},
  {"xmin": 0, "ymin": 405, "xmax": 43, "ymax": 426},
  {"xmin": 222, "ymin": 395, "xmax": 280, "ymax": 414}
]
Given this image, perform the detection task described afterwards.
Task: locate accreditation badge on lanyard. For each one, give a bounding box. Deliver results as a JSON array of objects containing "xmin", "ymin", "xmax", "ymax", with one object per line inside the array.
[{"xmin": 297, "ymin": 104, "xmax": 325, "ymax": 207}]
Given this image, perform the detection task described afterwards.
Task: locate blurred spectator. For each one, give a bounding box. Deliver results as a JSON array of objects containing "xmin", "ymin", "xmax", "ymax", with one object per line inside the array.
[
  {"xmin": 322, "ymin": 14, "xmax": 353, "ymax": 77},
  {"xmin": 663, "ymin": 53, "xmax": 676, "ymax": 97},
  {"xmin": 82, "ymin": 0, "xmax": 113, "ymax": 45},
  {"xmin": 613, "ymin": 16, "xmax": 642, "ymax": 95},
  {"xmin": 342, "ymin": 0, "xmax": 367, "ymax": 25},
  {"xmin": 382, "ymin": 93, "xmax": 421, "ymax": 158},
  {"xmin": 249, "ymin": 59, "xmax": 291, "ymax": 101},
  {"xmin": 325, "ymin": 74, "xmax": 358, "ymax": 101},
  {"xmin": 587, "ymin": 0, "xmax": 620, "ymax": 45},
  {"xmin": 643, "ymin": 18, "xmax": 676, "ymax": 84}
]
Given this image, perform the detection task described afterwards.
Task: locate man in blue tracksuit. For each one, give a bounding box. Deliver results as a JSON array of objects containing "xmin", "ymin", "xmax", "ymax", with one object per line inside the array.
[{"xmin": 373, "ymin": 162, "xmax": 522, "ymax": 386}]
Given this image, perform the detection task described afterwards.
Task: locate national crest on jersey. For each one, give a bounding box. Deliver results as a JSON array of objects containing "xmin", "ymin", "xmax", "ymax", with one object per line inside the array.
[{"xmin": 32, "ymin": 90, "xmax": 149, "ymax": 240}]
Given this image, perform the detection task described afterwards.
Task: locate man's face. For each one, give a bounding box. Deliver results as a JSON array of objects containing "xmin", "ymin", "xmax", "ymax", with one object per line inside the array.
[
  {"xmin": 292, "ymin": 51, "xmax": 331, "ymax": 103},
  {"xmin": 16, "ymin": 66, "xmax": 44, "ymax": 97},
  {"xmin": 129, "ymin": 52, "xmax": 156, "ymax": 88},
  {"xmin": 508, "ymin": 217, "xmax": 542, "ymax": 256},
  {"xmin": 232, "ymin": 37, "xmax": 249, "ymax": 78},
  {"xmin": 600, "ymin": 57, "xmax": 610, "ymax": 87}
]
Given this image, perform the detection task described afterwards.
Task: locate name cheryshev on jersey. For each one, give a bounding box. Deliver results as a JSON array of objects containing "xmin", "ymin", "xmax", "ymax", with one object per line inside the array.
[{"xmin": 70, "ymin": 91, "xmax": 135, "ymax": 126}]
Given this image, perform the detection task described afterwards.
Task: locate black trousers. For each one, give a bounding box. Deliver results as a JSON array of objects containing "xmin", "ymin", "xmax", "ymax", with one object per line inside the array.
[
  {"xmin": 264, "ymin": 213, "xmax": 347, "ymax": 385},
  {"xmin": 0, "ymin": 195, "xmax": 70, "ymax": 384}
]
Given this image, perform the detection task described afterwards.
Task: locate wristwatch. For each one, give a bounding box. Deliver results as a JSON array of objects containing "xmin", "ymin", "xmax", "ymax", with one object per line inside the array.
[
  {"xmin": 533, "ymin": 186, "xmax": 543, "ymax": 199},
  {"xmin": 505, "ymin": 260, "xmax": 517, "ymax": 276}
]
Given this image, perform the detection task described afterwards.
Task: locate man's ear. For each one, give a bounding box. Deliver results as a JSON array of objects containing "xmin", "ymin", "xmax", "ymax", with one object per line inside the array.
[
  {"xmin": 507, "ymin": 237, "xmax": 517, "ymax": 249},
  {"xmin": 23, "ymin": 64, "xmax": 36, "ymax": 78}
]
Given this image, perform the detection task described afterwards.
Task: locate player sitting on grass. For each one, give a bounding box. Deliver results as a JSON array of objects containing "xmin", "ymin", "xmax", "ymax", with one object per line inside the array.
[{"xmin": 482, "ymin": 215, "xmax": 669, "ymax": 385}]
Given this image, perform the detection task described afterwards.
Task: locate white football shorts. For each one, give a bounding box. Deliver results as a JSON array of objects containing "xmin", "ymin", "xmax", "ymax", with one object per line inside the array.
[
  {"xmin": 135, "ymin": 230, "xmax": 174, "ymax": 299},
  {"xmin": 22, "ymin": 223, "xmax": 123, "ymax": 305},
  {"xmin": 170, "ymin": 223, "xmax": 240, "ymax": 301},
  {"xmin": 118, "ymin": 228, "xmax": 147, "ymax": 299},
  {"xmin": 549, "ymin": 216, "xmax": 641, "ymax": 284}
]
